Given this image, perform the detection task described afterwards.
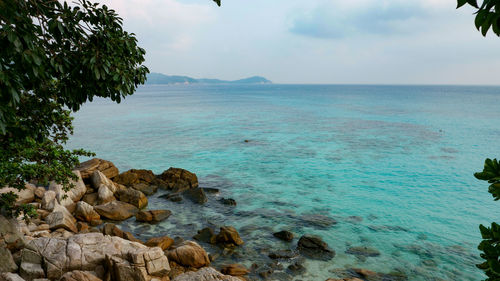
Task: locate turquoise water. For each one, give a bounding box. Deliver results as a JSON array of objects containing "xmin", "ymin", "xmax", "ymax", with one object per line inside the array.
[{"xmin": 69, "ymin": 84, "xmax": 500, "ymax": 280}]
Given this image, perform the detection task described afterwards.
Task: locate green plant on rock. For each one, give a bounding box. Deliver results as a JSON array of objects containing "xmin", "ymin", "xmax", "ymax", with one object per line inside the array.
[
  {"xmin": 457, "ymin": 0, "xmax": 500, "ymax": 36},
  {"xmin": 475, "ymin": 158, "xmax": 500, "ymax": 280}
]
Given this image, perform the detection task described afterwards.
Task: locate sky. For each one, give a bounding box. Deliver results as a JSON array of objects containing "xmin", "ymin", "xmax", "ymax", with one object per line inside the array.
[{"xmin": 105, "ymin": 0, "xmax": 500, "ymax": 85}]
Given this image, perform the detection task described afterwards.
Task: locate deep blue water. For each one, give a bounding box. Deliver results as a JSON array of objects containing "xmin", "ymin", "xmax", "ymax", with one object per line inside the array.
[{"xmin": 69, "ymin": 84, "xmax": 500, "ymax": 280}]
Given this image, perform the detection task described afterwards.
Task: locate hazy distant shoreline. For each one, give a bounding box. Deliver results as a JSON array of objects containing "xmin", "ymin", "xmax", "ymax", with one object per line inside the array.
[{"xmin": 146, "ymin": 72, "xmax": 272, "ymax": 85}]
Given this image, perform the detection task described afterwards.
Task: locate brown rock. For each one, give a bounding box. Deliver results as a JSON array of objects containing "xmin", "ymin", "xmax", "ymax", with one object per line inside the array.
[
  {"xmin": 297, "ymin": 234, "xmax": 335, "ymax": 261},
  {"xmin": 136, "ymin": 210, "xmax": 171, "ymax": 223},
  {"xmin": 101, "ymin": 223, "xmax": 141, "ymax": 243},
  {"xmin": 74, "ymin": 201, "xmax": 101, "ymax": 223},
  {"xmin": 220, "ymin": 264, "xmax": 250, "ymax": 276},
  {"xmin": 90, "ymin": 171, "xmax": 117, "ymax": 193},
  {"xmin": 94, "ymin": 201, "xmax": 138, "ymax": 221},
  {"xmin": 114, "ymin": 169, "xmax": 157, "ymax": 186},
  {"xmin": 76, "ymin": 158, "xmax": 119, "ymax": 179},
  {"xmin": 325, "ymin": 279, "xmax": 364, "ymax": 281},
  {"xmin": 77, "ymin": 222, "xmax": 89, "ymax": 233},
  {"xmin": 273, "ymin": 230, "xmax": 294, "ymax": 242},
  {"xmin": 159, "ymin": 168, "xmax": 198, "ymax": 192},
  {"xmin": 45, "ymin": 204, "xmax": 78, "ymax": 233},
  {"xmin": 82, "ymin": 193, "xmax": 98, "ymax": 206},
  {"xmin": 193, "ymin": 227, "xmax": 216, "ymax": 244},
  {"xmin": 132, "ymin": 183, "xmax": 158, "ymax": 196},
  {"xmin": 145, "ymin": 236, "xmax": 174, "ymax": 250},
  {"xmin": 0, "ymin": 183, "xmax": 35, "ymax": 204},
  {"xmin": 60, "ymin": 270, "xmax": 102, "ymax": 281},
  {"xmin": 167, "ymin": 241, "xmax": 210, "ymax": 268},
  {"xmin": 115, "ymin": 188, "xmax": 148, "ymax": 209},
  {"xmin": 34, "ymin": 186, "xmax": 46, "ymax": 199},
  {"xmin": 216, "ymin": 226, "xmax": 244, "ymax": 246}
]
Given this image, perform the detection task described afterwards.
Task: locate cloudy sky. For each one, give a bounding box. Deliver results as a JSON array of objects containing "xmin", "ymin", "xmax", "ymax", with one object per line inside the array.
[{"xmin": 105, "ymin": 0, "xmax": 499, "ymax": 85}]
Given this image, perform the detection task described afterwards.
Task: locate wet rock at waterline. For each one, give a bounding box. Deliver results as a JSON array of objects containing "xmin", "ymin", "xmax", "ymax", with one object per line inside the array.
[
  {"xmin": 219, "ymin": 198, "xmax": 237, "ymax": 206},
  {"xmin": 297, "ymin": 234, "xmax": 335, "ymax": 261},
  {"xmin": 194, "ymin": 227, "xmax": 217, "ymax": 244},
  {"xmin": 183, "ymin": 188, "xmax": 207, "ymax": 204},
  {"xmin": 115, "ymin": 188, "xmax": 148, "ymax": 209},
  {"xmin": 273, "ymin": 230, "xmax": 294, "ymax": 242},
  {"xmin": 346, "ymin": 246, "xmax": 381, "ymax": 258},
  {"xmin": 94, "ymin": 201, "xmax": 138, "ymax": 221},
  {"xmin": 220, "ymin": 264, "xmax": 250, "ymax": 276},
  {"xmin": 159, "ymin": 167, "xmax": 199, "ymax": 192},
  {"xmin": 135, "ymin": 210, "xmax": 172, "ymax": 223},
  {"xmin": 215, "ymin": 226, "xmax": 244, "ymax": 247},
  {"xmin": 167, "ymin": 241, "xmax": 210, "ymax": 268}
]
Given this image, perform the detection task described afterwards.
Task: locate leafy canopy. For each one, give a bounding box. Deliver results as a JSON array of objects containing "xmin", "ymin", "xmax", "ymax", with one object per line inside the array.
[
  {"xmin": 0, "ymin": 0, "xmax": 148, "ymax": 217},
  {"xmin": 457, "ymin": 0, "xmax": 500, "ymax": 36}
]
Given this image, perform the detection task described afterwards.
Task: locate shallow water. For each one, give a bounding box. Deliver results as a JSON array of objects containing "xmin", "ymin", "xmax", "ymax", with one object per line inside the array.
[{"xmin": 69, "ymin": 84, "xmax": 500, "ymax": 280}]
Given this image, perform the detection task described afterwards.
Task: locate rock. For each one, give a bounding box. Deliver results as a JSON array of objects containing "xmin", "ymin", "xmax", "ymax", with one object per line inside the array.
[
  {"xmin": 105, "ymin": 255, "xmax": 149, "ymax": 281},
  {"xmin": 45, "ymin": 204, "xmax": 78, "ymax": 233},
  {"xmin": 0, "ymin": 183, "xmax": 35, "ymax": 204},
  {"xmin": 220, "ymin": 264, "xmax": 249, "ymax": 276},
  {"xmin": 100, "ymin": 223, "xmax": 141, "ymax": 243},
  {"xmin": 172, "ymin": 267, "xmax": 240, "ymax": 281},
  {"xmin": 0, "ymin": 247, "xmax": 18, "ymax": 272},
  {"xmin": 135, "ymin": 210, "xmax": 171, "ymax": 223},
  {"xmin": 159, "ymin": 168, "xmax": 198, "ymax": 192},
  {"xmin": 40, "ymin": 191, "xmax": 56, "ymax": 211},
  {"xmin": 90, "ymin": 171, "xmax": 116, "ymax": 193},
  {"xmin": 48, "ymin": 171, "xmax": 86, "ymax": 204},
  {"xmin": 132, "ymin": 183, "xmax": 158, "ymax": 196},
  {"xmin": 74, "ymin": 201, "xmax": 101, "ymax": 223},
  {"xmin": 167, "ymin": 241, "xmax": 210, "ymax": 268},
  {"xmin": 76, "ymin": 158, "xmax": 119, "ymax": 180},
  {"xmin": 94, "ymin": 201, "xmax": 138, "ymax": 221},
  {"xmin": 19, "ymin": 262, "xmax": 45, "ymax": 280},
  {"xmin": 273, "ymin": 230, "xmax": 294, "ymax": 242},
  {"xmin": 82, "ymin": 193, "xmax": 98, "ymax": 206},
  {"xmin": 0, "ymin": 273, "xmax": 26, "ymax": 281},
  {"xmin": 345, "ymin": 246, "xmax": 381, "ymax": 257},
  {"xmin": 145, "ymin": 236, "xmax": 174, "ymax": 250},
  {"xmin": 287, "ymin": 260, "xmax": 306, "ymax": 274},
  {"xmin": 268, "ymin": 250, "xmax": 298, "ymax": 259},
  {"xmin": 219, "ymin": 198, "xmax": 236, "ymax": 206},
  {"xmin": 60, "ymin": 271, "xmax": 102, "ymax": 281},
  {"xmin": 325, "ymin": 278, "xmax": 363, "ymax": 281},
  {"xmin": 300, "ymin": 214, "xmax": 337, "ymax": 229},
  {"xmin": 183, "ymin": 188, "xmax": 207, "ymax": 204},
  {"xmin": 25, "ymin": 233, "xmax": 169, "ymax": 280},
  {"xmin": 216, "ymin": 226, "xmax": 243, "ymax": 247},
  {"xmin": 202, "ymin": 188, "xmax": 220, "ymax": 194},
  {"xmin": 114, "ymin": 169, "xmax": 158, "ymax": 186},
  {"xmin": 115, "ymin": 188, "xmax": 148, "ymax": 209},
  {"xmin": 97, "ymin": 185, "xmax": 115, "ymax": 205},
  {"xmin": 297, "ymin": 234, "xmax": 335, "ymax": 261},
  {"xmin": 34, "ymin": 187, "xmax": 45, "ymax": 199},
  {"xmin": 159, "ymin": 193, "xmax": 183, "ymax": 203},
  {"xmin": 0, "ymin": 216, "xmax": 25, "ymax": 250},
  {"xmin": 76, "ymin": 222, "xmax": 89, "ymax": 232},
  {"xmin": 193, "ymin": 227, "xmax": 216, "ymax": 244}
]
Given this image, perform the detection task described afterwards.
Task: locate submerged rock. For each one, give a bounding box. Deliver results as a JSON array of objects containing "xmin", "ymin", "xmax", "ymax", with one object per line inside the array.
[
  {"xmin": 132, "ymin": 183, "xmax": 158, "ymax": 196},
  {"xmin": 346, "ymin": 246, "xmax": 381, "ymax": 257},
  {"xmin": 299, "ymin": 214, "xmax": 337, "ymax": 229},
  {"xmin": 273, "ymin": 230, "xmax": 294, "ymax": 242},
  {"xmin": 268, "ymin": 250, "xmax": 298, "ymax": 259},
  {"xmin": 183, "ymin": 188, "xmax": 207, "ymax": 204},
  {"xmin": 220, "ymin": 198, "xmax": 237, "ymax": 206},
  {"xmin": 297, "ymin": 234, "xmax": 335, "ymax": 261},
  {"xmin": 193, "ymin": 227, "xmax": 216, "ymax": 244},
  {"xmin": 220, "ymin": 264, "xmax": 250, "ymax": 276}
]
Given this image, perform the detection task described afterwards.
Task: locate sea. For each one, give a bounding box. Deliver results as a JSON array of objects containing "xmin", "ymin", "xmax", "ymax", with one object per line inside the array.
[{"xmin": 68, "ymin": 84, "xmax": 500, "ymax": 280}]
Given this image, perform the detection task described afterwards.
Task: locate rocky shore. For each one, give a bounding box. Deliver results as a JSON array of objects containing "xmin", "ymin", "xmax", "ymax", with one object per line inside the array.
[{"xmin": 0, "ymin": 158, "xmax": 406, "ymax": 281}]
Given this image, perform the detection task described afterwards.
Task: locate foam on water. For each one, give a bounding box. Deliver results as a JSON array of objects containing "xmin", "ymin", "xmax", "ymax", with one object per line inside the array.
[{"xmin": 69, "ymin": 84, "xmax": 500, "ymax": 280}]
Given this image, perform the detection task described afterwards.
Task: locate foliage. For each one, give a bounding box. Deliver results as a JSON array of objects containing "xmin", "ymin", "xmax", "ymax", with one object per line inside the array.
[
  {"xmin": 457, "ymin": 0, "xmax": 500, "ymax": 36},
  {"xmin": 0, "ymin": 0, "xmax": 148, "ymax": 217},
  {"xmin": 475, "ymin": 159, "xmax": 500, "ymax": 280}
]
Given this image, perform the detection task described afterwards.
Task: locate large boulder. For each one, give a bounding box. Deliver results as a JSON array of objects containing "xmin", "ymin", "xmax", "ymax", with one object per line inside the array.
[
  {"xmin": 220, "ymin": 264, "xmax": 250, "ymax": 276},
  {"xmin": 215, "ymin": 226, "xmax": 244, "ymax": 247},
  {"xmin": 113, "ymin": 169, "xmax": 157, "ymax": 186},
  {"xmin": 0, "ymin": 247, "xmax": 18, "ymax": 272},
  {"xmin": 159, "ymin": 168, "xmax": 198, "ymax": 192},
  {"xmin": 74, "ymin": 201, "xmax": 101, "ymax": 224},
  {"xmin": 76, "ymin": 158, "xmax": 119, "ymax": 180},
  {"xmin": 19, "ymin": 261, "xmax": 45, "ymax": 280},
  {"xmin": 135, "ymin": 210, "xmax": 171, "ymax": 223},
  {"xmin": 172, "ymin": 267, "xmax": 240, "ymax": 281},
  {"xmin": 97, "ymin": 185, "xmax": 115, "ymax": 205},
  {"xmin": 45, "ymin": 204, "xmax": 78, "ymax": 233},
  {"xmin": 115, "ymin": 188, "xmax": 147, "ymax": 209},
  {"xmin": 0, "ymin": 183, "xmax": 35, "ymax": 204},
  {"xmin": 25, "ymin": 233, "xmax": 170, "ymax": 280},
  {"xmin": 297, "ymin": 234, "xmax": 335, "ymax": 261},
  {"xmin": 40, "ymin": 190, "xmax": 57, "ymax": 212},
  {"xmin": 0, "ymin": 273, "xmax": 26, "ymax": 281},
  {"xmin": 90, "ymin": 171, "xmax": 117, "ymax": 193},
  {"xmin": 48, "ymin": 171, "xmax": 87, "ymax": 204},
  {"xmin": 167, "ymin": 241, "xmax": 210, "ymax": 268},
  {"xmin": 0, "ymin": 215, "xmax": 25, "ymax": 250},
  {"xmin": 94, "ymin": 201, "xmax": 138, "ymax": 221}
]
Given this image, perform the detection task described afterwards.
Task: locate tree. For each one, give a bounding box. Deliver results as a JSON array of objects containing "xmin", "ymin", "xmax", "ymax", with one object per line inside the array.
[
  {"xmin": 457, "ymin": 0, "xmax": 500, "ymax": 36},
  {"xmin": 0, "ymin": 0, "xmax": 149, "ymax": 217}
]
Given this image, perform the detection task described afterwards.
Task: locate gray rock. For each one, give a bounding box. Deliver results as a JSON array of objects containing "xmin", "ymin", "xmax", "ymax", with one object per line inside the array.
[
  {"xmin": 19, "ymin": 262, "xmax": 45, "ymax": 281},
  {"xmin": 90, "ymin": 171, "xmax": 116, "ymax": 193},
  {"xmin": 40, "ymin": 191, "xmax": 57, "ymax": 212},
  {"xmin": 97, "ymin": 184, "xmax": 115, "ymax": 205},
  {"xmin": 45, "ymin": 204, "xmax": 77, "ymax": 233},
  {"xmin": 0, "ymin": 273, "xmax": 26, "ymax": 281},
  {"xmin": 0, "ymin": 215, "xmax": 25, "ymax": 250},
  {"xmin": 183, "ymin": 188, "xmax": 207, "ymax": 204},
  {"xmin": 0, "ymin": 247, "xmax": 18, "ymax": 272},
  {"xmin": 172, "ymin": 267, "xmax": 240, "ymax": 281},
  {"xmin": 0, "ymin": 184, "xmax": 35, "ymax": 204},
  {"xmin": 59, "ymin": 271, "xmax": 102, "ymax": 281},
  {"xmin": 297, "ymin": 234, "xmax": 335, "ymax": 261}
]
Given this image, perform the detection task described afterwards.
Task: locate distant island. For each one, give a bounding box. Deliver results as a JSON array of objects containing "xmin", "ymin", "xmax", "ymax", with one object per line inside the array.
[{"xmin": 146, "ymin": 72, "xmax": 272, "ymax": 85}]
